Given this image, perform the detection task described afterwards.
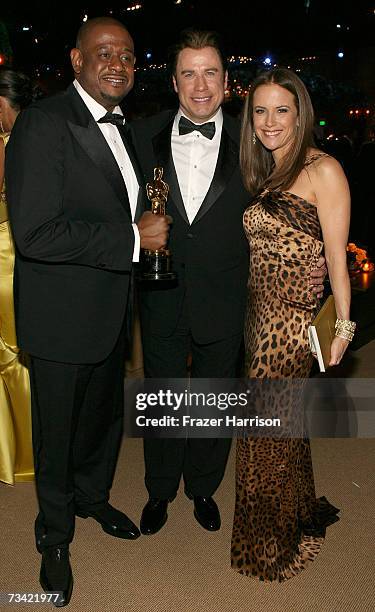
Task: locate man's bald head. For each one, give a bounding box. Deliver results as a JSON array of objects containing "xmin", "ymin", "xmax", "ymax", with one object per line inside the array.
[{"xmin": 76, "ymin": 17, "xmax": 129, "ymax": 50}]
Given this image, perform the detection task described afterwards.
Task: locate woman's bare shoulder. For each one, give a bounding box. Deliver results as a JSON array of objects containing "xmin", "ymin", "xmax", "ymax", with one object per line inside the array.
[{"xmin": 306, "ymin": 148, "xmax": 344, "ymax": 179}]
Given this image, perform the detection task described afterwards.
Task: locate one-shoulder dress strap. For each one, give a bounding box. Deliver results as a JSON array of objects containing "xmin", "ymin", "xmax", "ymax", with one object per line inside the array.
[{"xmin": 304, "ymin": 152, "xmax": 330, "ymax": 167}]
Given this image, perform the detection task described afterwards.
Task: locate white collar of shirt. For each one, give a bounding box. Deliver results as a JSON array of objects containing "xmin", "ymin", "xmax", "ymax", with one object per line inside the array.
[
  {"xmin": 73, "ymin": 79, "xmax": 124, "ymax": 122},
  {"xmin": 173, "ymin": 107, "xmax": 223, "ymax": 140}
]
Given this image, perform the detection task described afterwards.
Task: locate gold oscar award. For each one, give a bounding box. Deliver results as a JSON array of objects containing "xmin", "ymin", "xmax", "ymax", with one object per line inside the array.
[{"xmin": 139, "ymin": 167, "xmax": 176, "ymax": 281}]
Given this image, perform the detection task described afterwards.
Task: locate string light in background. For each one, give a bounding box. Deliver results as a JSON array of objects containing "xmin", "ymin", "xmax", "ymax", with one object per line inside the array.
[
  {"xmin": 126, "ymin": 3, "xmax": 142, "ymax": 11},
  {"xmin": 349, "ymin": 108, "xmax": 372, "ymax": 117}
]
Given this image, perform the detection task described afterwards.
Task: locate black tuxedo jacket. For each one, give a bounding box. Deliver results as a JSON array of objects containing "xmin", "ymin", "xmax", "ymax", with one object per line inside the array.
[
  {"xmin": 6, "ymin": 84, "xmax": 144, "ymax": 364},
  {"xmin": 131, "ymin": 109, "xmax": 250, "ymax": 344}
]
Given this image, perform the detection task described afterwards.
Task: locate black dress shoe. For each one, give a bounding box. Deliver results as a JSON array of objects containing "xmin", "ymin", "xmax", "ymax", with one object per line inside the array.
[
  {"xmin": 76, "ymin": 502, "xmax": 140, "ymax": 539},
  {"xmin": 193, "ymin": 496, "xmax": 221, "ymax": 531},
  {"xmin": 40, "ymin": 546, "xmax": 73, "ymax": 608},
  {"xmin": 140, "ymin": 498, "xmax": 169, "ymax": 535}
]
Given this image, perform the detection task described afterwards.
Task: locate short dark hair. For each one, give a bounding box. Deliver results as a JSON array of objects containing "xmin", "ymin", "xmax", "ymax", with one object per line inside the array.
[
  {"xmin": 0, "ymin": 66, "xmax": 41, "ymax": 111},
  {"xmin": 168, "ymin": 28, "xmax": 227, "ymax": 77},
  {"xmin": 75, "ymin": 16, "xmax": 129, "ymax": 49}
]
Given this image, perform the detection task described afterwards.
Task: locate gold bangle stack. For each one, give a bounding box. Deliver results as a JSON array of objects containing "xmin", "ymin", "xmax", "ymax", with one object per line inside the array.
[{"xmin": 335, "ymin": 318, "xmax": 356, "ymax": 342}]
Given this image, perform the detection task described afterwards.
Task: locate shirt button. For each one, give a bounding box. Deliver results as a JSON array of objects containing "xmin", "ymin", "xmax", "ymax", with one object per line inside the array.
[
  {"xmin": 187, "ymin": 233, "xmax": 194, "ymax": 239},
  {"xmin": 194, "ymin": 165, "xmax": 197, "ymax": 169}
]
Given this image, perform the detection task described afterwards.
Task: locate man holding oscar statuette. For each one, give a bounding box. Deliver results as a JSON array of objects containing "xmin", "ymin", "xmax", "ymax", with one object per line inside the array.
[
  {"xmin": 130, "ymin": 28, "xmax": 326, "ymax": 538},
  {"xmin": 6, "ymin": 16, "xmax": 169, "ymax": 606}
]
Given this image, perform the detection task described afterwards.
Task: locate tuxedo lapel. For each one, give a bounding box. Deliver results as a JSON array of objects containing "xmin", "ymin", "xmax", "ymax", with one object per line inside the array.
[
  {"xmin": 64, "ymin": 86, "xmax": 131, "ymax": 218},
  {"xmin": 152, "ymin": 120, "xmax": 189, "ymax": 225},
  {"xmin": 68, "ymin": 119, "xmax": 131, "ymax": 218},
  {"xmin": 120, "ymin": 125, "xmax": 145, "ymax": 221},
  {"xmin": 193, "ymin": 125, "xmax": 238, "ymax": 225}
]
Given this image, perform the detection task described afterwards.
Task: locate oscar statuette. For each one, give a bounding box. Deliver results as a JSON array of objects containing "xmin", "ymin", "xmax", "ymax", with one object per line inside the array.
[{"xmin": 139, "ymin": 167, "xmax": 176, "ymax": 281}]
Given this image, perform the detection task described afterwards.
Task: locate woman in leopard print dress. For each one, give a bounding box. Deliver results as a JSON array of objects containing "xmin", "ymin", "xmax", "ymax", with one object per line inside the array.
[{"xmin": 231, "ymin": 69, "xmax": 352, "ymax": 581}]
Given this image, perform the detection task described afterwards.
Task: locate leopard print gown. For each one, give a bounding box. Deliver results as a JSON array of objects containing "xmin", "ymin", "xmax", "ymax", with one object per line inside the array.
[{"xmin": 231, "ymin": 185, "xmax": 340, "ymax": 582}]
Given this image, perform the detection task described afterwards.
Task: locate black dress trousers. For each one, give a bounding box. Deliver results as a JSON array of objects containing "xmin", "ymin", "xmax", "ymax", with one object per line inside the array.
[
  {"xmin": 142, "ymin": 299, "xmax": 242, "ymax": 500},
  {"xmin": 29, "ymin": 326, "xmax": 127, "ymax": 551}
]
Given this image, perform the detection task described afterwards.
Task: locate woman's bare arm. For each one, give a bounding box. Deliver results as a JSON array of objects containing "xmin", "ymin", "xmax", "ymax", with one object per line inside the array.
[{"xmin": 313, "ymin": 156, "xmax": 352, "ymax": 365}]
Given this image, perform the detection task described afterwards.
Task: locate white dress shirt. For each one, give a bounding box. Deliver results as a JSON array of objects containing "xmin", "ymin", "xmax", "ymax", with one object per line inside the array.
[
  {"xmin": 172, "ymin": 108, "xmax": 223, "ymax": 224},
  {"xmin": 73, "ymin": 80, "xmax": 140, "ymax": 261}
]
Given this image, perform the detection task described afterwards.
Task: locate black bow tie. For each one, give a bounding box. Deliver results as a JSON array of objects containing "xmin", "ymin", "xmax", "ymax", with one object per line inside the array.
[
  {"xmin": 98, "ymin": 112, "xmax": 125, "ymax": 127},
  {"xmin": 178, "ymin": 116, "xmax": 216, "ymax": 140}
]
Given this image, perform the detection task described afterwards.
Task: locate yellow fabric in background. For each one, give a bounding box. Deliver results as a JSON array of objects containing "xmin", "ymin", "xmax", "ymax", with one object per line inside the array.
[{"xmin": 0, "ymin": 132, "xmax": 34, "ymax": 485}]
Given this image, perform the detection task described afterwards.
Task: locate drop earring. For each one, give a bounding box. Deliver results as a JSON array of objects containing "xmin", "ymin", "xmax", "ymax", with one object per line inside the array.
[
  {"xmin": 0, "ymin": 119, "xmax": 4, "ymax": 133},
  {"xmin": 252, "ymin": 132, "xmax": 257, "ymax": 145}
]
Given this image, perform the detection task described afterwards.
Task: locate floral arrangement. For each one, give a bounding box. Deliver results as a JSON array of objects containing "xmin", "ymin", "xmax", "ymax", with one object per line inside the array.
[{"xmin": 347, "ymin": 243, "xmax": 375, "ymax": 272}]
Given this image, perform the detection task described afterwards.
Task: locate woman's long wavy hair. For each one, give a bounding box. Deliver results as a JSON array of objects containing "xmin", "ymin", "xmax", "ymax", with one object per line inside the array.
[{"xmin": 240, "ymin": 68, "xmax": 315, "ymax": 195}]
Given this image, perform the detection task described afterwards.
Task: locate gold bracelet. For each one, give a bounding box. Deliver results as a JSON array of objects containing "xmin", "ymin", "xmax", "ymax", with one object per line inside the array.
[{"xmin": 335, "ymin": 318, "xmax": 356, "ymax": 342}]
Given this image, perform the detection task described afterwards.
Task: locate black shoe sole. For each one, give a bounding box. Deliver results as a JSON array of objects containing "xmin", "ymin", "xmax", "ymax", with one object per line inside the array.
[
  {"xmin": 76, "ymin": 511, "xmax": 140, "ymax": 539},
  {"xmin": 101, "ymin": 524, "xmax": 141, "ymax": 539},
  {"xmin": 140, "ymin": 512, "xmax": 168, "ymax": 535}
]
